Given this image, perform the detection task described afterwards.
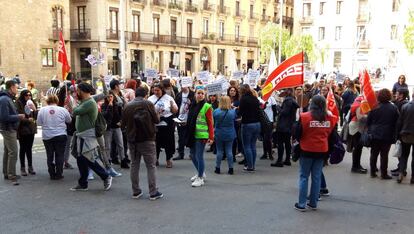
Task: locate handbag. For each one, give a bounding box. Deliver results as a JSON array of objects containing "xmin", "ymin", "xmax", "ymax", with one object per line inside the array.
[
  {"xmin": 259, "ymin": 109, "xmax": 272, "ymax": 132},
  {"xmin": 292, "ymin": 141, "xmax": 301, "ymax": 162},
  {"xmin": 329, "ymin": 131, "xmax": 346, "ymax": 164},
  {"xmin": 360, "ymin": 131, "xmax": 372, "ymax": 147},
  {"xmin": 393, "ymin": 140, "xmax": 402, "ymax": 158}
]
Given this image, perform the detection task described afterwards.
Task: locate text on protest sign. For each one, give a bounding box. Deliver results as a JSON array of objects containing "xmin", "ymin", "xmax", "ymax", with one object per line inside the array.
[
  {"xmin": 232, "ymin": 71, "xmax": 244, "ymax": 80},
  {"xmin": 145, "ymin": 68, "xmax": 158, "ymax": 78},
  {"xmin": 197, "ymin": 71, "xmax": 210, "ymax": 84},
  {"xmin": 206, "ymin": 82, "xmax": 223, "ymax": 95},
  {"xmin": 247, "ymin": 70, "xmax": 260, "ymax": 88},
  {"xmin": 167, "ymin": 68, "xmax": 180, "ymax": 78},
  {"xmin": 180, "ymin": 77, "xmax": 193, "ymax": 88}
]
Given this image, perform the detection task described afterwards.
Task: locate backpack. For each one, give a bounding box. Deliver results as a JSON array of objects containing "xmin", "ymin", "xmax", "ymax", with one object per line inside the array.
[
  {"xmin": 133, "ymin": 104, "xmax": 155, "ymax": 143},
  {"xmin": 95, "ymin": 111, "xmax": 107, "ymax": 137}
]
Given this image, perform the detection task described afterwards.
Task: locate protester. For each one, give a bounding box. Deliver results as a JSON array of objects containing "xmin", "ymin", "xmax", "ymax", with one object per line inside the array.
[
  {"xmin": 342, "ymin": 81, "xmax": 358, "ymax": 117},
  {"xmin": 186, "ymin": 88, "xmax": 214, "ymax": 187},
  {"xmin": 173, "ymin": 86, "xmax": 194, "ymax": 160},
  {"xmin": 294, "ymin": 95, "xmax": 337, "ymax": 211},
  {"xmin": 122, "ymin": 79, "xmax": 137, "ymax": 103},
  {"xmin": 70, "ymin": 83, "xmax": 112, "ymax": 191},
  {"xmin": 148, "ymin": 82, "xmax": 178, "ymax": 168},
  {"xmin": 25, "ymin": 81, "xmax": 40, "ymax": 106},
  {"xmin": 259, "ymin": 92, "xmax": 277, "ymax": 160},
  {"xmin": 46, "ymin": 79, "xmax": 60, "ymax": 97},
  {"xmin": 367, "ymin": 88, "xmax": 399, "ymax": 179},
  {"xmin": 213, "ymin": 96, "xmax": 236, "ymax": 175},
  {"xmin": 0, "ymin": 80, "xmax": 25, "ymax": 185},
  {"xmin": 239, "ymin": 84, "xmax": 261, "ymax": 171},
  {"xmin": 122, "ymin": 87, "xmax": 163, "ymax": 200},
  {"xmin": 392, "ymin": 75, "xmax": 408, "ymax": 97},
  {"xmin": 37, "ymin": 95, "xmax": 71, "ymax": 180},
  {"xmin": 16, "ymin": 89, "xmax": 37, "ymax": 176}
]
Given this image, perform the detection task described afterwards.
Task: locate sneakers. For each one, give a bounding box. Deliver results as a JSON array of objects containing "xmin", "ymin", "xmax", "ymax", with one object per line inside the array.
[
  {"xmin": 70, "ymin": 185, "xmax": 88, "ymax": 191},
  {"xmin": 191, "ymin": 173, "xmax": 206, "ymax": 182},
  {"xmin": 271, "ymin": 162, "xmax": 284, "ymax": 167},
  {"xmin": 21, "ymin": 168, "xmax": 28, "ymax": 176},
  {"xmin": 306, "ymin": 203, "xmax": 317, "ymax": 210},
  {"xmin": 294, "ymin": 203, "xmax": 306, "ymax": 212},
  {"xmin": 243, "ymin": 167, "xmax": 255, "ymax": 172},
  {"xmin": 132, "ymin": 191, "xmax": 143, "ymax": 199},
  {"xmin": 214, "ymin": 167, "xmax": 220, "ymax": 174},
  {"xmin": 64, "ymin": 163, "xmax": 74, "ymax": 169},
  {"xmin": 381, "ymin": 174, "xmax": 393, "ymax": 180},
  {"xmin": 283, "ymin": 161, "xmax": 292, "ymax": 166},
  {"xmin": 351, "ymin": 167, "xmax": 368, "ymax": 174},
  {"xmin": 191, "ymin": 177, "xmax": 204, "ymax": 187},
  {"xmin": 260, "ymin": 155, "xmax": 268, "ymax": 160},
  {"xmin": 149, "ymin": 191, "xmax": 164, "ymax": 201},
  {"xmin": 320, "ymin": 188, "xmax": 330, "ymax": 197},
  {"xmin": 87, "ymin": 170, "xmax": 94, "ymax": 180},
  {"xmin": 121, "ymin": 159, "xmax": 130, "ymax": 169},
  {"xmin": 103, "ymin": 176, "xmax": 113, "ymax": 191},
  {"xmin": 107, "ymin": 167, "xmax": 122, "ymax": 177},
  {"xmin": 228, "ymin": 168, "xmax": 234, "ymax": 175},
  {"xmin": 166, "ymin": 160, "xmax": 173, "ymax": 168}
]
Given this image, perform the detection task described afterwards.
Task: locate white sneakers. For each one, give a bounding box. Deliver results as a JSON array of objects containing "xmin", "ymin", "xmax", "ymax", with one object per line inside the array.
[
  {"xmin": 191, "ymin": 177, "xmax": 204, "ymax": 187},
  {"xmin": 190, "ymin": 173, "xmax": 206, "ymax": 182}
]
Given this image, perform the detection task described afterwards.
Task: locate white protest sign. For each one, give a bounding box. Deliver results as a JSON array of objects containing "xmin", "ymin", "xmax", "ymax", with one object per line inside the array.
[
  {"xmin": 145, "ymin": 68, "xmax": 158, "ymax": 78},
  {"xmin": 167, "ymin": 68, "xmax": 180, "ymax": 78},
  {"xmin": 197, "ymin": 71, "xmax": 210, "ymax": 84},
  {"xmin": 216, "ymin": 77, "xmax": 229, "ymax": 93},
  {"xmin": 85, "ymin": 54, "xmax": 98, "ymax": 67},
  {"xmin": 232, "ymin": 71, "xmax": 244, "ymax": 80},
  {"xmin": 247, "ymin": 70, "xmax": 260, "ymax": 88},
  {"xmin": 206, "ymin": 82, "xmax": 223, "ymax": 95},
  {"xmin": 104, "ymin": 75, "xmax": 112, "ymax": 86},
  {"xmin": 180, "ymin": 76, "xmax": 193, "ymax": 88},
  {"xmin": 146, "ymin": 76, "xmax": 154, "ymax": 85}
]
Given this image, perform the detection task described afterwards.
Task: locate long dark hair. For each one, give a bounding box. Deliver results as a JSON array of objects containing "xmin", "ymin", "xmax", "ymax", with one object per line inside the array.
[
  {"xmin": 18, "ymin": 89, "xmax": 31, "ymax": 106},
  {"xmin": 309, "ymin": 95, "xmax": 327, "ymax": 122},
  {"xmin": 239, "ymin": 84, "xmax": 252, "ymax": 98},
  {"xmin": 104, "ymin": 90, "xmax": 118, "ymax": 105},
  {"xmin": 227, "ymin": 86, "xmax": 239, "ymax": 101}
]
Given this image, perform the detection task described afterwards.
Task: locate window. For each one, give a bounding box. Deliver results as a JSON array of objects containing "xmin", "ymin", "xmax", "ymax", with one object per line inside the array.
[
  {"xmin": 250, "ymin": 4, "xmax": 254, "ymax": 18},
  {"xmin": 77, "ymin": 6, "xmax": 86, "ymax": 30},
  {"xmin": 236, "ymin": 1, "xmax": 240, "ymax": 16},
  {"xmin": 302, "ymin": 27, "xmax": 310, "ymax": 34},
  {"xmin": 203, "ymin": 18, "xmax": 209, "ymax": 36},
  {"xmin": 219, "ymin": 21, "xmax": 224, "ymax": 39},
  {"xmin": 358, "ymin": 0, "xmax": 368, "ymax": 18},
  {"xmin": 262, "ymin": 8, "xmax": 266, "ymax": 18},
  {"xmin": 249, "ymin": 25, "xmax": 255, "ymax": 38},
  {"xmin": 318, "ymin": 27, "xmax": 325, "ymax": 40},
  {"xmin": 319, "ymin": 2, "xmax": 325, "ymax": 15},
  {"xmin": 41, "ymin": 48, "xmax": 54, "ymax": 67},
  {"xmin": 108, "ymin": 48, "xmax": 120, "ymax": 75},
  {"xmin": 132, "ymin": 13, "xmax": 140, "ymax": 33},
  {"xmin": 109, "ymin": 8, "xmax": 118, "ymax": 32},
  {"xmin": 53, "ymin": 6, "xmax": 63, "ymax": 30},
  {"xmin": 335, "ymin": 26, "xmax": 342, "ymax": 40},
  {"xmin": 392, "ymin": 0, "xmax": 399, "ymax": 12},
  {"xmin": 153, "ymin": 15, "xmax": 160, "ymax": 37},
  {"xmin": 389, "ymin": 51, "xmax": 397, "ymax": 67},
  {"xmin": 336, "ymin": 1, "xmax": 342, "ymax": 14},
  {"xmin": 303, "ymin": 3, "xmax": 311, "ymax": 18},
  {"xmin": 333, "ymin": 51, "xmax": 342, "ymax": 68},
  {"xmin": 235, "ymin": 25, "xmax": 240, "ymax": 40},
  {"xmin": 357, "ymin": 25, "xmax": 366, "ymax": 41},
  {"xmin": 391, "ymin": 25, "xmax": 397, "ymax": 40}
]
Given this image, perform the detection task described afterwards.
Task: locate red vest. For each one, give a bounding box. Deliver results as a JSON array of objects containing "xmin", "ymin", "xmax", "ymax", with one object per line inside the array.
[{"xmin": 300, "ymin": 112, "xmax": 337, "ymax": 153}]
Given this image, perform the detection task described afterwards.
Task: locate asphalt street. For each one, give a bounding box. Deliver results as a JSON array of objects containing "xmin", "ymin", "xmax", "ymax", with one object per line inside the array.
[{"xmin": 0, "ymin": 133, "xmax": 413, "ymax": 234}]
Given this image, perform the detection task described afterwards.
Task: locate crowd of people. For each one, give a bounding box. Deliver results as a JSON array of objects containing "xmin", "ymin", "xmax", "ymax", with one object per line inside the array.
[{"xmin": 0, "ymin": 71, "xmax": 412, "ymax": 211}]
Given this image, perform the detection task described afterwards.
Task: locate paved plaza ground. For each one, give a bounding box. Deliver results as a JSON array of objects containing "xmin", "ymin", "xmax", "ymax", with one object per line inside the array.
[{"xmin": 0, "ymin": 134, "xmax": 413, "ymax": 234}]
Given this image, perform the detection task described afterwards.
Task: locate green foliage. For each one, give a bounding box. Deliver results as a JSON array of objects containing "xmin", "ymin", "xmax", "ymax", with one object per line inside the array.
[
  {"xmin": 404, "ymin": 11, "xmax": 414, "ymax": 55},
  {"xmin": 259, "ymin": 23, "xmax": 316, "ymax": 65}
]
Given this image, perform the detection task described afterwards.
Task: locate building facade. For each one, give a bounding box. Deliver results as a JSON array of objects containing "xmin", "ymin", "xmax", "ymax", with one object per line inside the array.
[
  {"xmin": 0, "ymin": 0, "xmax": 71, "ymax": 89},
  {"xmin": 294, "ymin": 0, "xmax": 414, "ymax": 80}
]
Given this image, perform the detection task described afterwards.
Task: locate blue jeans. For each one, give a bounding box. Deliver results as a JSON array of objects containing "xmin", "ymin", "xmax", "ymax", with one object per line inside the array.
[
  {"xmin": 241, "ymin": 122, "xmax": 261, "ymax": 169},
  {"xmin": 321, "ymin": 172, "xmax": 327, "ymax": 189},
  {"xmin": 298, "ymin": 157, "xmax": 324, "ymax": 208},
  {"xmin": 215, "ymin": 139, "xmax": 234, "ymax": 169},
  {"xmin": 190, "ymin": 140, "xmax": 206, "ymax": 177}
]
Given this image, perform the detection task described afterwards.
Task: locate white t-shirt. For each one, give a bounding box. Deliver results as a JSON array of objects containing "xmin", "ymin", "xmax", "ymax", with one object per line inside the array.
[
  {"xmin": 259, "ymin": 96, "xmax": 276, "ymax": 122},
  {"xmin": 37, "ymin": 105, "xmax": 72, "ymax": 140},
  {"xmin": 148, "ymin": 94, "xmax": 177, "ymax": 118},
  {"xmin": 178, "ymin": 92, "xmax": 191, "ymax": 121}
]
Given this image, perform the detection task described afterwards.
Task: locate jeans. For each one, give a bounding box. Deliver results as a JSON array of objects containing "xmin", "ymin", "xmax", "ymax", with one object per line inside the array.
[
  {"xmin": 370, "ymin": 140, "xmax": 391, "ymax": 176},
  {"xmin": 298, "ymin": 157, "xmax": 324, "ymax": 208},
  {"xmin": 43, "ymin": 135, "xmax": 67, "ymax": 177},
  {"xmin": 129, "ymin": 141, "xmax": 158, "ymax": 196},
  {"xmin": 19, "ymin": 134, "xmax": 35, "ymax": 168},
  {"xmin": 1, "ymin": 130, "xmax": 18, "ymax": 177},
  {"xmin": 241, "ymin": 122, "xmax": 261, "ymax": 169},
  {"xmin": 277, "ymin": 132, "xmax": 292, "ymax": 163},
  {"xmin": 215, "ymin": 139, "xmax": 234, "ymax": 169},
  {"xmin": 76, "ymin": 139, "xmax": 109, "ymax": 188},
  {"xmin": 104, "ymin": 128, "xmax": 125, "ymax": 162},
  {"xmin": 63, "ymin": 135, "xmax": 73, "ymax": 163},
  {"xmin": 190, "ymin": 140, "xmax": 206, "ymax": 177},
  {"xmin": 351, "ymin": 132, "xmax": 364, "ymax": 169},
  {"xmin": 177, "ymin": 125, "xmax": 187, "ymax": 157},
  {"xmin": 262, "ymin": 126, "xmax": 273, "ymax": 156},
  {"xmin": 400, "ymin": 142, "xmax": 414, "ymax": 177},
  {"xmin": 321, "ymin": 172, "xmax": 327, "ymax": 189}
]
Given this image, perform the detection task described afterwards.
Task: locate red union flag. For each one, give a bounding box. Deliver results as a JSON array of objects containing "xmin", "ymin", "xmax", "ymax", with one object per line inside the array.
[
  {"xmin": 327, "ymin": 88, "xmax": 339, "ymax": 117},
  {"xmin": 359, "ymin": 70, "xmax": 377, "ymax": 111},
  {"xmin": 58, "ymin": 31, "xmax": 71, "ymax": 81},
  {"xmin": 262, "ymin": 52, "xmax": 304, "ymax": 101}
]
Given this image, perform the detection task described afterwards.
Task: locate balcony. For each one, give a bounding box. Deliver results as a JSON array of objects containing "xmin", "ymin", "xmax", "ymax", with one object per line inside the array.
[
  {"xmin": 262, "ymin": 0, "xmax": 270, "ymax": 3},
  {"xmin": 234, "ymin": 36, "xmax": 246, "ymax": 44},
  {"xmin": 168, "ymin": 0, "xmax": 183, "ymax": 10},
  {"xmin": 185, "ymin": 3, "xmax": 198, "ymax": 13},
  {"xmin": 283, "ymin": 16, "xmax": 294, "ymax": 25},
  {"xmin": 247, "ymin": 37, "xmax": 258, "ymax": 46},
  {"xmin": 202, "ymin": 2, "xmax": 215, "ymax": 12},
  {"xmin": 357, "ymin": 13, "xmax": 370, "ymax": 22},
  {"xmin": 234, "ymin": 10, "xmax": 245, "ymax": 19},
  {"xmin": 106, "ymin": 29, "xmax": 119, "ymax": 40},
  {"xmin": 49, "ymin": 28, "xmax": 68, "ymax": 41},
  {"xmin": 201, "ymin": 33, "xmax": 216, "ymax": 41},
  {"xmin": 151, "ymin": 0, "xmax": 166, "ymax": 8},
  {"xmin": 131, "ymin": 0, "xmax": 145, "ymax": 6},
  {"xmin": 248, "ymin": 13, "xmax": 259, "ymax": 22},
  {"xmin": 358, "ymin": 40, "xmax": 371, "ymax": 49},
  {"xmin": 299, "ymin": 16, "xmax": 314, "ymax": 24},
  {"xmin": 273, "ymin": 16, "xmax": 280, "ymax": 24},
  {"xmin": 217, "ymin": 5, "xmax": 229, "ymax": 15},
  {"xmin": 70, "ymin": 29, "xmax": 91, "ymax": 40},
  {"xmin": 128, "ymin": 32, "xmax": 200, "ymax": 47},
  {"xmin": 217, "ymin": 34, "xmax": 233, "ymax": 43},
  {"xmin": 261, "ymin": 15, "xmax": 270, "ymax": 23}
]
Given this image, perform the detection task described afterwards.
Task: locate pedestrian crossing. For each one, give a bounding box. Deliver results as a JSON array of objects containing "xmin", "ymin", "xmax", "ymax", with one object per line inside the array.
[{"xmin": 32, "ymin": 143, "xmax": 45, "ymax": 154}]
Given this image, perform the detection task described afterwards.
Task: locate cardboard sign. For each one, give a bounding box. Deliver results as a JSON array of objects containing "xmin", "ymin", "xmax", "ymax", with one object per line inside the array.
[
  {"xmin": 216, "ymin": 77, "xmax": 229, "ymax": 92},
  {"xmin": 247, "ymin": 70, "xmax": 260, "ymax": 88},
  {"xmin": 146, "ymin": 76, "xmax": 154, "ymax": 85},
  {"xmin": 206, "ymin": 82, "xmax": 223, "ymax": 95},
  {"xmin": 180, "ymin": 76, "xmax": 193, "ymax": 88},
  {"xmin": 197, "ymin": 71, "xmax": 210, "ymax": 84},
  {"xmin": 85, "ymin": 54, "xmax": 98, "ymax": 67},
  {"xmin": 232, "ymin": 71, "xmax": 244, "ymax": 80},
  {"xmin": 167, "ymin": 68, "xmax": 180, "ymax": 78},
  {"xmin": 104, "ymin": 75, "xmax": 112, "ymax": 86},
  {"xmin": 145, "ymin": 68, "xmax": 158, "ymax": 78}
]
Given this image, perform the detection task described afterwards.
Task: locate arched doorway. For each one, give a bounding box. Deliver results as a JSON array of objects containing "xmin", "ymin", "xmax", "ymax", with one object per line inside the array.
[{"xmin": 200, "ymin": 47, "xmax": 211, "ymax": 71}]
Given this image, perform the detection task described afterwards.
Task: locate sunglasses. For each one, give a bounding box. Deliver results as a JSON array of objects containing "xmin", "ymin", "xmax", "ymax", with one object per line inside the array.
[{"xmin": 25, "ymin": 94, "xmax": 32, "ymax": 96}]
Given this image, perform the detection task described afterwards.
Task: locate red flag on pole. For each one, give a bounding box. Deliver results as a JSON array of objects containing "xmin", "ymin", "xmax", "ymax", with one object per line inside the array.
[
  {"xmin": 58, "ymin": 31, "xmax": 71, "ymax": 81},
  {"xmin": 327, "ymin": 88, "xmax": 339, "ymax": 117},
  {"xmin": 262, "ymin": 52, "xmax": 304, "ymax": 101},
  {"xmin": 359, "ymin": 70, "xmax": 377, "ymax": 111}
]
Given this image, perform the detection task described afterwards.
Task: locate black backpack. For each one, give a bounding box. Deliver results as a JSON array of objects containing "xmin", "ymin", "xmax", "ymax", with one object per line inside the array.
[
  {"xmin": 133, "ymin": 104, "xmax": 155, "ymax": 143},
  {"xmin": 95, "ymin": 111, "xmax": 107, "ymax": 137}
]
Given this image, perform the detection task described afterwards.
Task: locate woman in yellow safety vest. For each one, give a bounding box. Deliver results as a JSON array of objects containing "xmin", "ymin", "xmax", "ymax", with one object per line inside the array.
[{"xmin": 185, "ymin": 88, "xmax": 214, "ymax": 187}]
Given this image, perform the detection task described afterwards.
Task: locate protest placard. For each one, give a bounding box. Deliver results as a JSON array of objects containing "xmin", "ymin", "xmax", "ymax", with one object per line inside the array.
[
  {"xmin": 145, "ymin": 68, "xmax": 158, "ymax": 78},
  {"xmin": 104, "ymin": 75, "xmax": 112, "ymax": 86},
  {"xmin": 232, "ymin": 71, "xmax": 244, "ymax": 80},
  {"xmin": 247, "ymin": 70, "xmax": 260, "ymax": 88},
  {"xmin": 206, "ymin": 82, "xmax": 223, "ymax": 95},
  {"xmin": 85, "ymin": 54, "xmax": 98, "ymax": 67},
  {"xmin": 167, "ymin": 68, "xmax": 180, "ymax": 78},
  {"xmin": 180, "ymin": 76, "xmax": 193, "ymax": 88},
  {"xmin": 197, "ymin": 71, "xmax": 210, "ymax": 84}
]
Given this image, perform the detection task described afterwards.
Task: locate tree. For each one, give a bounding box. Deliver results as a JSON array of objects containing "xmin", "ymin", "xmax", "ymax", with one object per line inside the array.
[
  {"xmin": 404, "ymin": 11, "xmax": 414, "ymax": 54},
  {"xmin": 259, "ymin": 22, "xmax": 316, "ymax": 65}
]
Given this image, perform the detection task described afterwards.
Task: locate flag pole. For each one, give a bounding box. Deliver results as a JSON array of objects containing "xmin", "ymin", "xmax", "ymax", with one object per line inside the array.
[{"xmin": 300, "ymin": 50, "xmax": 304, "ymax": 113}]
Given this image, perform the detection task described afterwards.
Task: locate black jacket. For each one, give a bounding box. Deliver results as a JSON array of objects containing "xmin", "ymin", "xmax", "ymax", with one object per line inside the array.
[
  {"xmin": 101, "ymin": 102, "xmax": 123, "ymax": 129},
  {"xmin": 277, "ymin": 96, "xmax": 299, "ymax": 133},
  {"xmin": 0, "ymin": 91, "xmax": 19, "ymax": 131},
  {"xmin": 367, "ymin": 102, "xmax": 399, "ymax": 144},
  {"xmin": 397, "ymin": 101, "xmax": 414, "ymax": 137},
  {"xmin": 239, "ymin": 94, "xmax": 261, "ymax": 124},
  {"xmin": 175, "ymin": 90, "xmax": 194, "ymax": 115}
]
